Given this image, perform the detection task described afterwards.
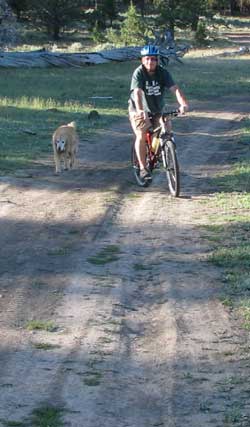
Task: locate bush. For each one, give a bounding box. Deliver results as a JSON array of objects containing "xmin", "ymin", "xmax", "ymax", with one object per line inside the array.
[
  {"xmin": 92, "ymin": 22, "xmax": 106, "ymax": 43},
  {"xmin": 195, "ymin": 19, "xmax": 209, "ymax": 45},
  {"xmin": 105, "ymin": 27, "xmax": 121, "ymax": 45}
]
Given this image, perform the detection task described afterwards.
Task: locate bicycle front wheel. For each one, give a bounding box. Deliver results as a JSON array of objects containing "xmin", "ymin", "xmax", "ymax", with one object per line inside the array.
[
  {"xmin": 163, "ymin": 140, "xmax": 180, "ymax": 197},
  {"xmin": 131, "ymin": 142, "xmax": 149, "ymax": 187}
]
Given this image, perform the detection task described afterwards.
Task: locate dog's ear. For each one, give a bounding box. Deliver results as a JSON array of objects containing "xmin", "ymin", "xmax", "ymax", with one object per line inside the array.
[{"xmin": 68, "ymin": 121, "xmax": 76, "ymax": 129}]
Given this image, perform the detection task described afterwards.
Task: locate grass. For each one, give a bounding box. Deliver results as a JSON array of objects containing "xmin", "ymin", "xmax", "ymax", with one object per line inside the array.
[
  {"xmin": 133, "ymin": 263, "xmax": 150, "ymax": 271},
  {"xmin": 203, "ymin": 134, "xmax": 250, "ymax": 328},
  {"xmin": 0, "ymin": 421, "xmax": 25, "ymax": 427},
  {"xmin": 31, "ymin": 406, "xmax": 63, "ymax": 427},
  {"xmin": 83, "ymin": 371, "xmax": 102, "ymax": 386},
  {"xmin": 224, "ymin": 405, "xmax": 242, "ymax": 424},
  {"xmin": 1, "ymin": 24, "xmax": 250, "ymax": 175},
  {"xmin": 26, "ymin": 320, "xmax": 57, "ymax": 332},
  {"xmin": 33, "ymin": 342, "xmax": 61, "ymax": 350},
  {"xmin": 87, "ymin": 244, "xmax": 121, "ymax": 265},
  {"xmin": 0, "ymin": 64, "xmax": 131, "ymax": 174}
]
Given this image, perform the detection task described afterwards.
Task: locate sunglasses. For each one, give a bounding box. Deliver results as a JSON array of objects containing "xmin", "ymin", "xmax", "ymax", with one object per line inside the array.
[{"xmin": 143, "ymin": 56, "xmax": 158, "ymax": 62}]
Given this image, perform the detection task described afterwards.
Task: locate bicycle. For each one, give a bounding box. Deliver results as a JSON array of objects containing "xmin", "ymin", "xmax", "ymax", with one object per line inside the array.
[{"xmin": 131, "ymin": 109, "xmax": 180, "ymax": 197}]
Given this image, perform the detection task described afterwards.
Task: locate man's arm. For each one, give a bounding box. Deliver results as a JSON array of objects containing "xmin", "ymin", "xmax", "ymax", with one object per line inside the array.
[
  {"xmin": 133, "ymin": 88, "xmax": 147, "ymax": 119},
  {"xmin": 169, "ymin": 85, "xmax": 189, "ymax": 114}
]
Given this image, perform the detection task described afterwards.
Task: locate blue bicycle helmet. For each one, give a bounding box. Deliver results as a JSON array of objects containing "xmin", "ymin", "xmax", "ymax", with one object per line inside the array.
[{"xmin": 140, "ymin": 44, "xmax": 159, "ymax": 57}]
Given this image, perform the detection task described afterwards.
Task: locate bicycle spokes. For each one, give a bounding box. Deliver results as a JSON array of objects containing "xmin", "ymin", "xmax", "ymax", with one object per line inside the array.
[{"xmin": 163, "ymin": 141, "xmax": 180, "ymax": 197}]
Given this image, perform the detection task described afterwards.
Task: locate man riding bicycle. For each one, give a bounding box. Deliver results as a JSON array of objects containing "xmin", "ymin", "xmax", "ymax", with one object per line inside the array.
[{"xmin": 128, "ymin": 44, "xmax": 189, "ymax": 182}]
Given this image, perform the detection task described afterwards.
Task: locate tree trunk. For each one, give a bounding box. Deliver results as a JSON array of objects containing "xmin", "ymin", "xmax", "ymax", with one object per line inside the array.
[
  {"xmin": 230, "ymin": 0, "xmax": 239, "ymax": 15},
  {"xmin": 138, "ymin": 0, "xmax": 145, "ymax": 17},
  {"xmin": 52, "ymin": 24, "xmax": 60, "ymax": 41},
  {"xmin": 191, "ymin": 16, "xmax": 199, "ymax": 31}
]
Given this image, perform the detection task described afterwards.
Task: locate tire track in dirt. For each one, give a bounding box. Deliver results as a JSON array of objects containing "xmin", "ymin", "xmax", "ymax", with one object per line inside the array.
[{"xmin": 0, "ymin": 100, "xmax": 249, "ymax": 426}]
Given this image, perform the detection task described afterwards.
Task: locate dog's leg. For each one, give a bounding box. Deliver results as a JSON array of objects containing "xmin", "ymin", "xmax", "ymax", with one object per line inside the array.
[
  {"xmin": 64, "ymin": 153, "xmax": 69, "ymax": 170},
  {"xmin": 54, "ymin": 154, "xmax": 61, "ymax": 174},
  {"xmin": 69, "ymin": 153, "xmax": 75, "ymax": 169}
]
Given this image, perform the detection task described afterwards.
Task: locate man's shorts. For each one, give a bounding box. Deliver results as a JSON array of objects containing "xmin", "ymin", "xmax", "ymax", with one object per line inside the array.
[
  {"xmin": 129, "ymin": 112, "xmax": 162, "ymax": 139},
  {"xmin": 129, "ymin": 111, "xmax": 151, "ymax": 133}
]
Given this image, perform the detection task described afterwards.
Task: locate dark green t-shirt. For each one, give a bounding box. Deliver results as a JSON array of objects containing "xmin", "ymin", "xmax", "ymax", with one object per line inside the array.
[{"xmin": 129, "ymin": 64, "xmax": 175, "ymax": 114}]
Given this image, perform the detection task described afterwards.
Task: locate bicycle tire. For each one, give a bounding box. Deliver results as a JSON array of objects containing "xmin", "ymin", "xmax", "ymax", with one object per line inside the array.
[
  {"xmin": 131, "ymin": 142, "xmax": 149, "ymax": 187},
  {"xmin": 162, "ymin": 139, "xmax": 180, "ymax": 197}
]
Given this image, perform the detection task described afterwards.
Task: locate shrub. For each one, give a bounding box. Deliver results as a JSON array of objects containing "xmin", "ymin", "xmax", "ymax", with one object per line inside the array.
[{"xmin": 195, "ymin": 19, "xmax": 209, "ymax": 45}]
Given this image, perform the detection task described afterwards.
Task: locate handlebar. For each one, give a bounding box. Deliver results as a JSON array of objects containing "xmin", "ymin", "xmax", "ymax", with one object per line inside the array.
[
  {"xmin": 147, "ymin": 109, "xmax": 182, "ymax": 134},
  {"xmin": 148, "ymin": 109, "xmax": 180, "ymax": 121},
  {"xmin": 162, "ymin": 109, "xmax": 180, "ymax": 119}
]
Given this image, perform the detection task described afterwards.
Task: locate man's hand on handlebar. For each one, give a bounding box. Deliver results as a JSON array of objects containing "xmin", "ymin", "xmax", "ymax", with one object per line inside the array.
[{"xmin": 179, "ymin": 104, "xmax": 188, "ymax": 115}]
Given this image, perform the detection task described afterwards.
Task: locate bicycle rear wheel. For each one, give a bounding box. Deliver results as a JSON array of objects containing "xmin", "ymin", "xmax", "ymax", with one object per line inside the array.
[
  {"xmin": 163, "ymin": 139, "xmax": 180, "ymax": 197},
  {"xmin": 131, "ymin": 142, "xmax": 149, "ymax": 187}
]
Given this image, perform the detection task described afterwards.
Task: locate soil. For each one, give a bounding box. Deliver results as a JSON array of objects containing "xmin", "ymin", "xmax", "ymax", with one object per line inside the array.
[{"xmin": 0, "ymin": 95, "xmax": 250, "ymax": 427}]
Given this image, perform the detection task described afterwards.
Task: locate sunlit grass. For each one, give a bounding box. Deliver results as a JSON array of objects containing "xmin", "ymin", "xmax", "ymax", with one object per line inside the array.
[
  {"xmin": 203, "ymin": 123, "xmax": 250, "ymax": 326},
  {"xmin": 0, "ymin": 62, "xmax": 133, "ymax": 173},
  {"xmin": 0, "ymin": 95, "xmax": 126, "ymax": 117},
  {"xmin": 26, "ymin": 320, "xmax": 57, "ymax": 332},
  {"xmin": 0, "ymin": 32, "xmax": 249, "ymax": 174},
  {"xmin": 207, "ymin": 218, "xmax": 250, "ymax": 329},
  {"xmin": 174, "ymin": 56, "xmax": 250, "ymax": 99}
]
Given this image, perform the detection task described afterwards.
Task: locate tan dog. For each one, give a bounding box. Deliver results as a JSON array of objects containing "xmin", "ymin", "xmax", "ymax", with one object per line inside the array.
[{"xmin": 52, "ymin": 121, "xmax": 79, "ymax": 173}]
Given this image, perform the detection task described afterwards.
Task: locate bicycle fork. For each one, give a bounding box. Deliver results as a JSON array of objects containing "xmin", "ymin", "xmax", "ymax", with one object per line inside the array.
[{"xmin": 161, "ymin": 136, "xmax": 176, "ymax": 169}]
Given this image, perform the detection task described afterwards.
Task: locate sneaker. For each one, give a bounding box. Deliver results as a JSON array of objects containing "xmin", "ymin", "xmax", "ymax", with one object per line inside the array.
[{"xmin": 140, "ymin": 168, "xmax": 152, "ymax": 181}]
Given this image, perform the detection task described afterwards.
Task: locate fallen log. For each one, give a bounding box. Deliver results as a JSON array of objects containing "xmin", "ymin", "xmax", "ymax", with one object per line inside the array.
[{"xmin": 0, "ymin": 46, "xmax": 141, "ymax": 68}]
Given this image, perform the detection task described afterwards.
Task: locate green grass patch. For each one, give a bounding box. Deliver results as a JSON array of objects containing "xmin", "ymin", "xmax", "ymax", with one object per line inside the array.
[
  {"xmin": 224, "ymin": 405, "xmax": 243, "ymax": 424},
  {"xmin": 240, "ymin": 298, "xmax": 250, "ymax": 329},
  {"xmin": 219, "ymin": 296, "xmax": 234, "ymax": 308},
  {"xmin": 83, "ymin": 371, "xmax": 102, "ymax": 386},
  {"xmin": 133, "ymin": 263, "xmax": 150, "ymax": 271},
  {"xmin": 203, "ymin": 147, "xmax": 250, "ymax": 329},
  {"xmin": 209, "ymin": 245, "xmax": 250, "ymax": 269},
  {"xmin": 31, "ymin": 406, "xmax": 63, "ymax": 427},
  {"xmin": 126, "ymin": 192, "xmax": 142, "ymax": 199},
  {"xmin": 174, "ymin": 55, "xmax": 250, "ymax": 100},
  {"xmin": 214, "ymin": 164, "xmax": 250, "ymax": 194},
  {"xmin": 0, "ymin": 421, "xmax": 25, "ymax": 427},
  {"xmin": 33, "ymin": 342, "xmax": 61, "ymax": 350},
  {"xmin": 87, "ymin": 245, "xmax": 121, "ymax": 265},
  {"xmin": 26, "ymin": 320, "xmax": 57, "ymax": 332}
]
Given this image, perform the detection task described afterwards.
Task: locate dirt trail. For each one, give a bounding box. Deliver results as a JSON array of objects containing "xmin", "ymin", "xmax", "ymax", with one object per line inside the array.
[{"xmin": 0, "ymin": 97, "xmax": 250, "ymax": 426}]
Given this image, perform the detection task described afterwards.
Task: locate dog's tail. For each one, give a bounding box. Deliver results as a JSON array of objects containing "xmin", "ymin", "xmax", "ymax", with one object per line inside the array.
[{"xmin": 67, "ymin": 121, "xmax": 76, "ymax": 129}]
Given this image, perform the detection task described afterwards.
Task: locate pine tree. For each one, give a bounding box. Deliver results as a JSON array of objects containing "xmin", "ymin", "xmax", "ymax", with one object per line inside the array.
[
  {"xmin": 26, "ymin": 0, "xmax": 84, "ymax": 40},
  {"xmin": 0, "ymin": 0, "xmax": 18, "ymax": 48},
  {"xmin": 120, "ymin": 3, "xmax": 145, "ymax": 45}
]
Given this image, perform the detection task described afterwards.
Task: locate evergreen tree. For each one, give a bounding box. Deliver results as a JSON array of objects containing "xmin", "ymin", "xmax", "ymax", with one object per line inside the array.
[
  {"xmin": 154, "ymin": 0, "xmax": 210, "ymax": 34},
  {"xmin": 153, "ymin": 0, "xmax": 179, "ymax": 34},
  {"xmin": 120, "ymin": 2, "xmax": 145, "ymax": 45},
  {"xmin": 101, "ymin": 0, "xmax": 117, "ymax": 26},
  {"xmin": 8, "ymin": 0, "xmax": 28, "ymax": 19},
  {"xmin": 26, "ymin": 0, "xmax": 84, "ymax": 40},
  {"xmin": 0, "ymin": 0, "xmax": 18, "ymax": 47}
]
